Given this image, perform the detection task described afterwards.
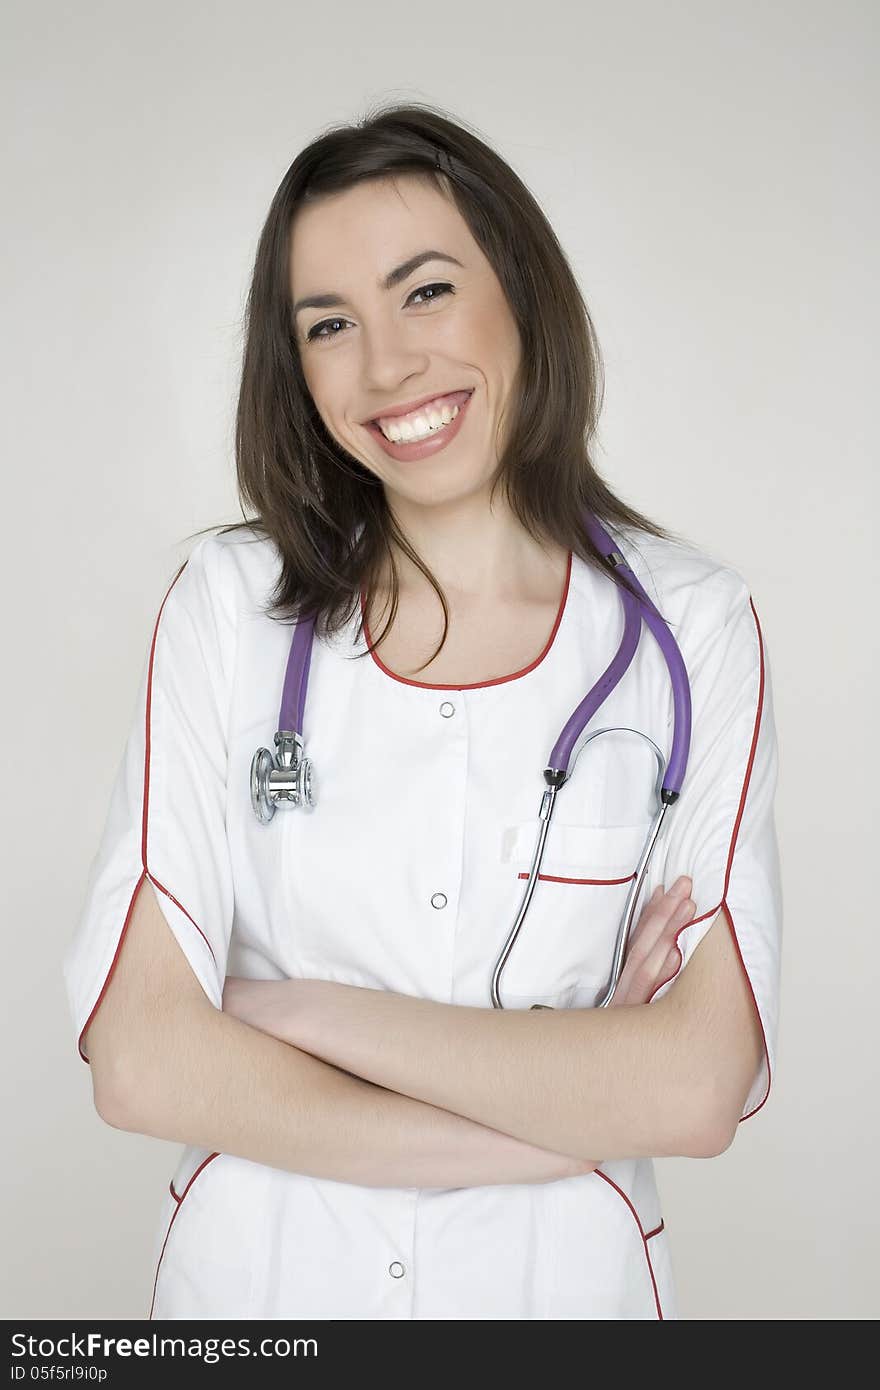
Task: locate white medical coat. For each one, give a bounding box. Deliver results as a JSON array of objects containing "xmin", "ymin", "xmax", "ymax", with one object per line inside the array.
[{"xmin": 63, "ymin": 521, "xmax": 783, "ymax": 1320}]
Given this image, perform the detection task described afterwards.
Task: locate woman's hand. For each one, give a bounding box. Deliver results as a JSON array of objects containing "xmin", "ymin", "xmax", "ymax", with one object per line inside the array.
[
  {"xmin": 219, "ymin": 887, "xmax": 696, "ymax": 1187},
  {"xmin": 607, "ymin": 875, "xmax": 696, "ymax": 1009}
]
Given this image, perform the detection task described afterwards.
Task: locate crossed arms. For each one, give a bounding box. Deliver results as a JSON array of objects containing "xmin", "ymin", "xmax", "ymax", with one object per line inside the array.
[{"xmin": 83, "ymin": 877, "xmax": 763, "ymax": 1187}]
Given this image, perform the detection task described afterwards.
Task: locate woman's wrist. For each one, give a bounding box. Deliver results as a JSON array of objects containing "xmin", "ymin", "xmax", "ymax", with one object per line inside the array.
[{"xmin": 222, "ymin": 977, "xmax": 314, "ymax": 1049}]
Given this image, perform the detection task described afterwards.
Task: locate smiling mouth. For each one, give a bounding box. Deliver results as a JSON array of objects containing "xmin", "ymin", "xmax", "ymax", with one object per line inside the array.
[{"xmin": 369, "ymin": 389, "xmax": 473, "ymax": 443}]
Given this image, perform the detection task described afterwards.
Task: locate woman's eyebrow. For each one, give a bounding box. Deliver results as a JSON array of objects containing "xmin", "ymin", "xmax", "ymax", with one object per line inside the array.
[{"xmin": 292, "ymin": 249, "xmax": 464, "ymax": 317}]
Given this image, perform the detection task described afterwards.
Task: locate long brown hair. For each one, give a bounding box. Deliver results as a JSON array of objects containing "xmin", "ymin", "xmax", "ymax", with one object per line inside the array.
[{"xmin": 191, "ymin": 99, "xmax": 680, "ymax": 670}]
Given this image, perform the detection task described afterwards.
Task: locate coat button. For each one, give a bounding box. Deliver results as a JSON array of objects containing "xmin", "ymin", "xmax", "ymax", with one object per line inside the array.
[
  {"xmin": 430, "ymin": 892, "xmax": 447, "ymax": 909},
  {"xmin": 439, "ymin": 701, "xmax": 455, "ymax": 718},
  {"xmin": 388, "ymin": 1261, "xmax": 406, "ymax": 1279}
]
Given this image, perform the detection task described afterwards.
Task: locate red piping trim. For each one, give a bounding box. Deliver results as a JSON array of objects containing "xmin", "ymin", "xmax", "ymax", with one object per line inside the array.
[
  {"xmin": 517, "ymin": 870, "xmax": 636, "ymax": 886},
  {"xmin": 721, "ymin": 900, "xmax": 772, "ymax": 1123},
  {"xmin": 594, "ymin": 1169, "xmax": 664, "ymax": 1318},
  {"xmin": 145, "ymin": 874, "xmax": 215, "ymax": 961},
  {"xmin": 358, "ymin": 550, "xmax": 573, "ymax": 690},
  {"xmin": 77, "ymin": 870, "xmax": 147, "ymax": 1063},
  {"xmin": 138, "ymin": 567, "xmax": 187, "ymax": 866},
  {"xmin": 644, "ymin": 1219, "xmax": 665, "ymax": 1241},
  {"xmin": 722, "ymin": 600, "xmax": 766, "ymax": 903},
  {"xmin": 76, "ymin": 559, "xmax": 217, "ymax": 1065},
  {"xmin": 169, "ymin": 1180, "xmax": 181, "ymax": 1203},
  {"xmin": 149, "ymin": 1152, "xmax": 220, "ymax": 1319},
  {"xmin": 644, "ymin": 597, "xmax": 771, "ymax": 1124}
]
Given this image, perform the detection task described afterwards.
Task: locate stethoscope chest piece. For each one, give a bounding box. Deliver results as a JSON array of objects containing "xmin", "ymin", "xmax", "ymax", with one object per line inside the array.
[{"xmin": 250, "ymin": 730, "xmax": 316, "ymax": 824}]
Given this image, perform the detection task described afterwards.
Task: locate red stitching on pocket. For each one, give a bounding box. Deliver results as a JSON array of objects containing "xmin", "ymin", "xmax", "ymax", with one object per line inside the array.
[{"xmin": 516, "ymin": 871, "xmax": 637, "ymax": 886}]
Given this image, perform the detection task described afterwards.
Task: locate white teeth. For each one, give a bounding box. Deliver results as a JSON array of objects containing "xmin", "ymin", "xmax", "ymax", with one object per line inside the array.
[{"xmin": 379, "ymin": 402, "xmax": 459, "ymax": 443}]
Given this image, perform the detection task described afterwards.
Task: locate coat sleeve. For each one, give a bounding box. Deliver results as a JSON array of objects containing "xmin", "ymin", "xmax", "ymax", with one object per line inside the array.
[
  {"xmin": 62, "ymin": 535, "xmax": 238, "ymax": 1064},
  {"xmin": 647, "ymin": 571, "xmax": 783, "ymax": 1122}
]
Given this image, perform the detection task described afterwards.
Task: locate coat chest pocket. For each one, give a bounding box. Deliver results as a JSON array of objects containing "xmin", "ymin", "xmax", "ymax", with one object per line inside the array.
[{"xmin": 495, "ymin": 820, "xmax": 654, "ymax": 1010}]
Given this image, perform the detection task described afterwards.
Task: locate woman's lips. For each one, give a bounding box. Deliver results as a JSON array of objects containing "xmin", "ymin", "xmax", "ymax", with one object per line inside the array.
[
  {"xmin": 370, "ymin": 388, "xmax": 473, "ymax": 425},
  {"xmin": 365, "ymin": 389, "xmax": 474, "ymax": 462}
]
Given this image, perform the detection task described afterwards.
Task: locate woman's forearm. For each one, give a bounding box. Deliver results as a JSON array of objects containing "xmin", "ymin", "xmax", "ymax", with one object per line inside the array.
[
  {"xmin": 109, "ymin": 998, "xmax": 594, "ymax": 1189},
  {"xmin": 229, "ymin": 974, "xmax": 707, "ymax": 1161},
  {"xmin": 219, "ymin": 881, "xmax": 699, "ymax": 1164}
]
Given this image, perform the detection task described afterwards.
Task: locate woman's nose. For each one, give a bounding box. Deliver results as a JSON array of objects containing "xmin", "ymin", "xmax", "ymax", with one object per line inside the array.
[{"xmin": 358, "ymin": 320, "xmax": 431, "ymax": 384}]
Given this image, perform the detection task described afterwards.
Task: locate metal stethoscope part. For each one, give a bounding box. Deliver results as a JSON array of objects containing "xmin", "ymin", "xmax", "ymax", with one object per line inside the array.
[
  {"xmin": 489, "ymin": 726, "xmax": 670, "ymax": 1012},
  {"xmin": 250, "ymin": 731, "xmax": 315, "ymax": 825},
  {"xmin": 250, "ymin": 511, "xmax": 692, "ymax": 1010}
]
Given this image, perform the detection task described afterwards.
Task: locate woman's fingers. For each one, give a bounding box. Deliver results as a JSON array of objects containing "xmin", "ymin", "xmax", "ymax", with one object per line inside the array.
[
  {"xmin": 631, "ymin": 899, "xmax": 693, "ymax": 999},
  {"xmin": 624, "ymin": 877, "xmax": 692, "ymax": 968},
  {"xmin": 611, "ymin": 881, "xmax": 695, "ymax": 1007},
  {"xmin": 607, "ymin": 889, "xmax": 668, "ymax": 1007}
]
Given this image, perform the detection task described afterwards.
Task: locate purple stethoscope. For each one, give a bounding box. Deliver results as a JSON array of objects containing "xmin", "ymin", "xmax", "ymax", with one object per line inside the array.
[{"xmin": 251, "ymin": 511, "xmax": 692, "ymax": 1009}]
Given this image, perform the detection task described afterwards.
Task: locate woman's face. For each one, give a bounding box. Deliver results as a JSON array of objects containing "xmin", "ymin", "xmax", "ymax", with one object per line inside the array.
[{"xmin": 289, "ymin": 173, "xmax": 522, "ymax": 511}]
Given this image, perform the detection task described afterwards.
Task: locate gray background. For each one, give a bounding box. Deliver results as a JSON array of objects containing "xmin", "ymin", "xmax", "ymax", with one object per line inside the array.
[{"xmin": 3, "ymin": 0, "xmax": 876, "ymax": 1319}]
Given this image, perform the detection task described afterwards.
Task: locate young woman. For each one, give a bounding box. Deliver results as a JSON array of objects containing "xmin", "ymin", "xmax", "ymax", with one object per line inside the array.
[{"xmin": 64, "ymin": 103, "xmax": 781, "ymax": 1321}]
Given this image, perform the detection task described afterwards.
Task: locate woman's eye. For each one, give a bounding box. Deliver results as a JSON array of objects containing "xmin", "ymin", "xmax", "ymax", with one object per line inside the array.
[
  {"xmin": 407, "ymin": 281, "xmax": 454, "ymax": 306},
  {"xmin": 305, "ymin": 282, "xmax": 454, "ymax": 344},
  {"xmin": 306, "ymin": 317, "xmax": 346, "ymax": 343}
]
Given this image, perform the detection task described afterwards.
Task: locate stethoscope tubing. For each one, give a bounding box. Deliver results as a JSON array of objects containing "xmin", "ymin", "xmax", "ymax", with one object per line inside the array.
[{"xmin": 250, "ymin": 510, "xmax": 692, "ymax": 1010}]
